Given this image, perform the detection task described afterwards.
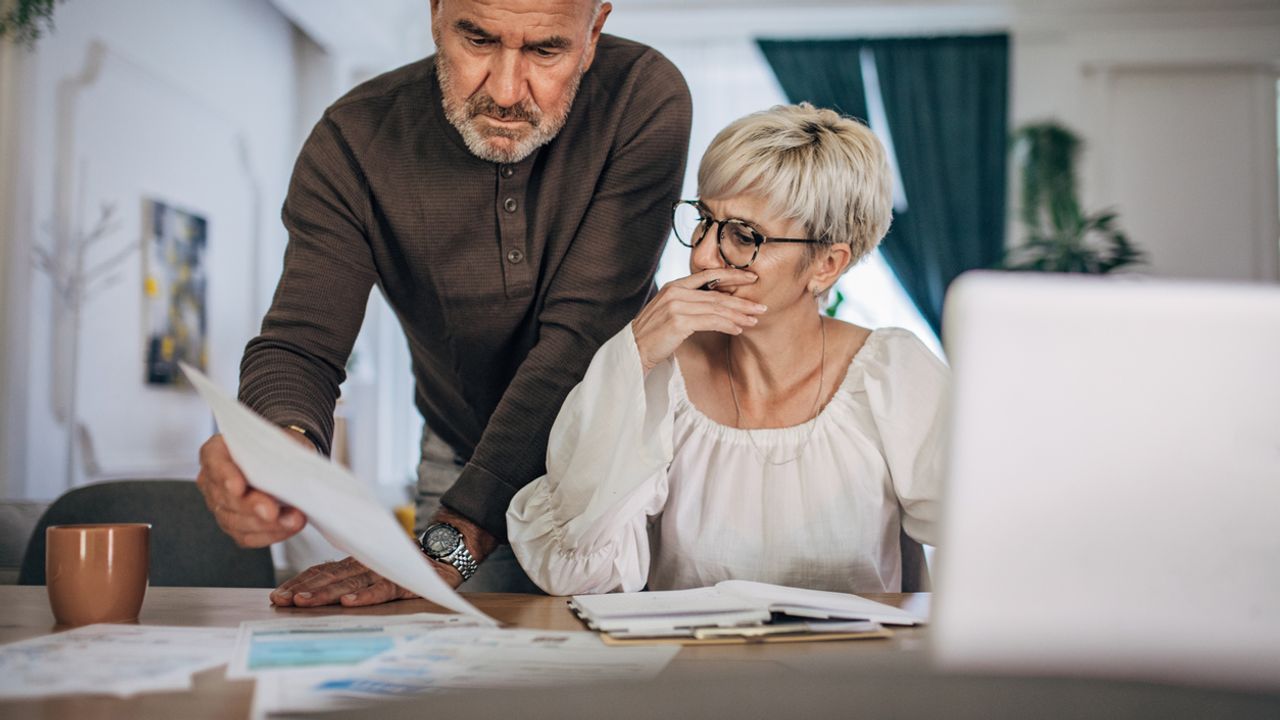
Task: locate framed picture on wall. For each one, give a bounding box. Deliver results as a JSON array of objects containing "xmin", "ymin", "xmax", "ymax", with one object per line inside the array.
[{"xmin": 142, "ymin": 198, "xmax": 208, "ymax": 387}]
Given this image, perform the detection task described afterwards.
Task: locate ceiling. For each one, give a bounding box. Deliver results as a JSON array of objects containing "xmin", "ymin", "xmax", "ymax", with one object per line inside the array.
[{"xmin": 270, "ymin": 0, "xmax": 1280, "ymax": 62}]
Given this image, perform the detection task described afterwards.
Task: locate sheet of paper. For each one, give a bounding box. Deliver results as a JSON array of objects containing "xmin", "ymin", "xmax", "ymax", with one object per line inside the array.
[
  {"xmin": 0, "ymin": 624, "xmax": 236, "ymax": 699},
  {"xmin": 181, "ymin": 363, "xmax": 493, "ymax": 625},
  {"xmin": 251, "ymin": 627, "xmax": 679, "ymax": 719},
  {"xmin": 584, "ymin": 609, "xmax": 771, "ymax": 634},
  {"xmin": 571, "ymin": 586, "xmax": 756, "ymax": 619},
  {"xmin": 375, "ymin": 628, "xmax": 680, "ymax": 689},
  {"xmin": 228, "ymin": 613, "xmax": 483, "ymax": 679},
  {"xmin": 718, "ymin": 580, "xmax": 925, "ymax": 625}
]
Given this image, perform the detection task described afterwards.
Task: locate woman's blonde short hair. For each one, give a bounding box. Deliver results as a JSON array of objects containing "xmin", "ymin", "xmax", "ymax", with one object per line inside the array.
[{"xmin": 697, "ymin": 103, "xmax": 893, "ymax": 269}]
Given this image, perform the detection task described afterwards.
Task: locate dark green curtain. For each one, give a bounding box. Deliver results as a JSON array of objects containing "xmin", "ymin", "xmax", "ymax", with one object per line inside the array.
[{"xmin": 759, "ymin": 35, "xmax": 1009, "ymax": 336}]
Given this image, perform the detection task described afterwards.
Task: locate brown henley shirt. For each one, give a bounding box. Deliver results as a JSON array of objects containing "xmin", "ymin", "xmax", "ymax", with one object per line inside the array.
[{"xmin": 238, "ymin": 35, "xmax": 692, "ymax": 540}]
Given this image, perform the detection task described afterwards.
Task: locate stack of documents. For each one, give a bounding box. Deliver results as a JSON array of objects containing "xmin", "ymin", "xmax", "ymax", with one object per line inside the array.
[
  {"xmin": 229, "ymin": 613, "xmax": 482, "ymax": 678},
  {"xmin": 238, "ymin": 615, "xmax": 679, "ymax": 719},
  {"xmin": 571, "ymin": 580, "xmax": 925, "ymax": 643},
  {"xmin": 0, "ymin": 625, "xmax": 236, "ymax": 699}
]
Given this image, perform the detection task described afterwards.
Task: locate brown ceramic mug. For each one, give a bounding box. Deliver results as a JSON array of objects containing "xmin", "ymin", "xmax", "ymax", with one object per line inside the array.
[{"xmin": 46, "ymin": 523, "xmax": 151, "ymax": 626}]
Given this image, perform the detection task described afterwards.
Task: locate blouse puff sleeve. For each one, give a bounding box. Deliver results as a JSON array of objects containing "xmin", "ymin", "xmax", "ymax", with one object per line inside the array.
[
  {"xmin": 506, "ymin": 324, "xmax": 676, "ymax": 596},
  {"xmin": 860, "ymin": 329, "xmax": 951, "ymax": 547}
]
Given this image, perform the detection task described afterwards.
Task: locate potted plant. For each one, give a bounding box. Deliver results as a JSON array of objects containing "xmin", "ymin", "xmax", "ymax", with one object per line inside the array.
[
  {"xmin": 1001, "ymin": 122, "xmax": 1143, "ymax": 274},
  {"xmin": 0, "ymin": 0, "xmax": 63, "ymax": 46}
]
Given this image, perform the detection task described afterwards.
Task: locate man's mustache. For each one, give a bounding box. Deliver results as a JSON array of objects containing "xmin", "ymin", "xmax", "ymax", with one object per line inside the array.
[{"xmin": 468, "ymin": 94, "xmax": 541, "ymax": 127}]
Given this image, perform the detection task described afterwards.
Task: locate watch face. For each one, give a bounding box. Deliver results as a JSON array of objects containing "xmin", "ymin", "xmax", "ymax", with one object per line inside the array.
[{"xmin": 424, "ymin": 525, "xmax": 460, "ymax": 556}]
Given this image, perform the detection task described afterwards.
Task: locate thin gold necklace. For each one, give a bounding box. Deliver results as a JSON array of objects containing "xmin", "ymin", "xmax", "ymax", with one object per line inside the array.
[{"xmin": 726, "ymin": 317, "xmax": 826, "ymax": 466}]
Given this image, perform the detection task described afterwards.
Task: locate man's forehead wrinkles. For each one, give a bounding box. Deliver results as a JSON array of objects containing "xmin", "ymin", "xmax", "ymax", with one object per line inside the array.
[
  {"xmin": 451, "ymin": 0, "xmax": 588, "ymax": 42},
  {"xmin": 455, "ymin": 18, "xmax": 582, "ymax": 48},
  {"xmin": 454, "ymin": 19, "xmax": 495, "ymax": 38}
]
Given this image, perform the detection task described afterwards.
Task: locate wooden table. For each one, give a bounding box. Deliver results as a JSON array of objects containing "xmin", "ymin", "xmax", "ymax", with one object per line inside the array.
[
  {"xmin": 0, "ymin": 585, "xmax": 928, "ymax": 719},
  {"xmin": 2, "ymin": 586, "xmax": 1277, "ymax": 720}
]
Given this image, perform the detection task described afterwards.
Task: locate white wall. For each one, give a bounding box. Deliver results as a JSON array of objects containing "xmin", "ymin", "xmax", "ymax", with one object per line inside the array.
[
  {"xmin": 255, "ymin": 0, "xmax": 1280, "ymax": 503},
  {"xmin": 614, "ymin": 2, "xmax": 1280, "ymax": 283},
  {"xmin": 4, "ymin": 0, "xmax": 1276, "ymax": 503},
  {"xmin": 1011, "ymin": 6, "xmax": 1280, "ymax": 281},
  {"xmin": 0, "ymin": 5, "xmax": 29, "ymax": 500},
  {"xmin": 1, "ymin": 0, "xmax": 298, "ymax": 500}
]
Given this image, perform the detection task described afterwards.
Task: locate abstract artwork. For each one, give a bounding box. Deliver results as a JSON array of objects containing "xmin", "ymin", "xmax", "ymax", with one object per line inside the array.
[{"xmin": 143, "ymin": 198, "xmax": 207, "ymax": 386}]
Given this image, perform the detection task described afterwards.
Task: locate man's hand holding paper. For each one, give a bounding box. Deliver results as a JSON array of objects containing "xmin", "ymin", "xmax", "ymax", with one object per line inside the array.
[
  {"xmin": 182, "ymin": 363, "xmax": 495, "ymax": 625},
  {"xmin": 196, "ymin": 433, "xmax": 309, "ymax": 549}
]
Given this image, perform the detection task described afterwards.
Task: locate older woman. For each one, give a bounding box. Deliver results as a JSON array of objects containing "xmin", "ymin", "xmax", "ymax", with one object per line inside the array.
[{"xmin": 506, "ymin": 104, "xmax": 948, "ymax": 596}]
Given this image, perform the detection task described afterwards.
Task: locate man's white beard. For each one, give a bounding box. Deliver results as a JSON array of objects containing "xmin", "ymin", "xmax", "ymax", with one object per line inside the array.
[{"xmin": 437, "ymin": 49, "xmax": 585, "ymax": 165}]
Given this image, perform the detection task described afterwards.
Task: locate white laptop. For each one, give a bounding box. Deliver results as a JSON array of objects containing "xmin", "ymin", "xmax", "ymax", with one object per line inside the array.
[{"xmin": 932, "ymin": 272, "xmax": 1280, "ymax": 689}]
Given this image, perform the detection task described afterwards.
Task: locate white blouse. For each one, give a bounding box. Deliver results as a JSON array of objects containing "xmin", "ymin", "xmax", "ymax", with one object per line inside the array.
[{"xmin": 507, "ymin": 324, "xmax": 949, "ymax": 597}]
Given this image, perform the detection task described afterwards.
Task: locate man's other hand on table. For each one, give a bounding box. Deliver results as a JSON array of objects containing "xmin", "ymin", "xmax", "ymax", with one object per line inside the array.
[{"xmin": 268, "ymin": 507, "xmax": 498, "ymax": 607}]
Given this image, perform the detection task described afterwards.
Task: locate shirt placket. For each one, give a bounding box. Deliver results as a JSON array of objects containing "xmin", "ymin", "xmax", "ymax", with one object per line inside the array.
[{"xmin": 496, "ymin": 162, "xmax": 531, "ymax": 298}]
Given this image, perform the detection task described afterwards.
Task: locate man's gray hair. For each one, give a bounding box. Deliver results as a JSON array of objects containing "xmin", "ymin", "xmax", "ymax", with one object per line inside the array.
[{"xmin": 697, "ymin": 103, "xmax": 893, "ymax": 269}]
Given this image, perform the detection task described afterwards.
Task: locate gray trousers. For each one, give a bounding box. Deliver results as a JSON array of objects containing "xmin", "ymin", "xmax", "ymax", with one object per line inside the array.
[{"xmin": 415, "ymin": 428, "xmax": 542, "ymax": 594}]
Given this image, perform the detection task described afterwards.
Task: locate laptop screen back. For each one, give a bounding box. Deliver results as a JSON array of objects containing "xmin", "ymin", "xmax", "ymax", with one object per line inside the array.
[{"xmin": 932, "ymin": 272, "xmax": 1280, "ymax": 689}]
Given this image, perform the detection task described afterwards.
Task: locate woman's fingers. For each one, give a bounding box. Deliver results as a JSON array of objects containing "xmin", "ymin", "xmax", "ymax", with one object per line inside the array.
[
  {"xmin": 634, "ymin": 270, "xmax": 768, "ymax": 371},
  {"xmin": 667, "ymin": 268, "xmax": 757, "ymax": 291},
  {"xmin": 667, "ymin": 299, "xmax": 760, "ymax": 330},
  {"xmin": 684, "ymin": 304, "xmax": 760, "ymax": 333},
  {"xmin": 666, "ymin": 287, "xmax": 768, "ymax": 316}
]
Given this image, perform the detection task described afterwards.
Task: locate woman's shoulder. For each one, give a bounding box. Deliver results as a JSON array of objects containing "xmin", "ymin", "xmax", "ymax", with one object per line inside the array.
[
  {"xmin": 826, "ymin": 323, "xmax": 949, "ymax": 396},
  {"xmin": 853, "ymin": 326, "xmax": 943, "ymax": 366},
  {"xmin": 824, "ymin": 318, "xmax": 873, "ymax": 364}
]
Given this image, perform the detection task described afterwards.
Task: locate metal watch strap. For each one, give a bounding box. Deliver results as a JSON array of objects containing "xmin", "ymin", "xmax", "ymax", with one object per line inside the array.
[{"xmin": 444, "ymin": 542, "xmax": 479, "ymax": 582}]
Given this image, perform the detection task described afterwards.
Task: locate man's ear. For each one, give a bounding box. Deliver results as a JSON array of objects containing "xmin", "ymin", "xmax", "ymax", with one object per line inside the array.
[
  {"xmin": 430, "ymin": 0, "xmax": 448, "ymax": 45},
  {"xmin": 580, "ymin": 2, "xmax": 613, "ymax": 72}
]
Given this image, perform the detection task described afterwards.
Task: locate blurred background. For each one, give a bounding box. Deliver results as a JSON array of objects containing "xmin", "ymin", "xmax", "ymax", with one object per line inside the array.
[{"xmin": 0, "ymin": 0, "xmax": 1276, "ymax": 574}]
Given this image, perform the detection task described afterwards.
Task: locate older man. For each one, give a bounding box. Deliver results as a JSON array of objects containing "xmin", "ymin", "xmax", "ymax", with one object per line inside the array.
[{"xmin": 195, "ymin": 0, "xmax": 692, "ymax": 603}]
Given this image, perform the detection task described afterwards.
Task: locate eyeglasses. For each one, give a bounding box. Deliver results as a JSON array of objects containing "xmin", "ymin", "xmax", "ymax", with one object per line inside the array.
[{"xmin": 671, "ymin": 200, "xmax": 826, "ymax": 270}]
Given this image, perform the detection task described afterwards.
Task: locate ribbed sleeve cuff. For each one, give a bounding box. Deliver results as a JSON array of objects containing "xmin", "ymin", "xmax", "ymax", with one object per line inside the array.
[
  {"xmin": 239, "ymin": 349, "xmax": 339, "ymax": 457},
  {"xmin": 441, "ymin": 463, "xmax": 520, "ymax": 543}
]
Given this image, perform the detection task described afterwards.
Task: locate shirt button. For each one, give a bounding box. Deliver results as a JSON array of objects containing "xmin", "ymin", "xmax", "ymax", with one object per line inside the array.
[
  {"xmin": 500, "ymin": 165, "xmax": 515, "ymax": 178},
  {"xmin": 506, "ymin": 248, "xmax": 525, "ymax": 264},
  {"xmin": 503, "ymin": 197, "xmax": 517, "ymax": 213}
]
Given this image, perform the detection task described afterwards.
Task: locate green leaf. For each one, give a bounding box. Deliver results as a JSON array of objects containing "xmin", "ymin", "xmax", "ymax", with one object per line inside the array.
[
  {"xmin": 1004, "ymin": 122, "xmax": 1146, "ymax": 276},
  {"xmin": 0, "ymin": 0, "xmax": 64, "ymax": 47}
]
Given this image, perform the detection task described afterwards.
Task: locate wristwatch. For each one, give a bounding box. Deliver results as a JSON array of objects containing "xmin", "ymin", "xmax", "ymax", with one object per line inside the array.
[{"xmin": 418, "ymin": 522, "xmax": 479, "ymax": 582}]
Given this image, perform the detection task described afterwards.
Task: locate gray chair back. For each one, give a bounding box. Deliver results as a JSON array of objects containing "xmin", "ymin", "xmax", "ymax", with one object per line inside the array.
[
  {"xmin": 18, "ymin": 479, "xmax": 275, "ymax": 587},
  {"xmin": 900, "ymin": 529, "xmax": 931, "ymax": 592}
]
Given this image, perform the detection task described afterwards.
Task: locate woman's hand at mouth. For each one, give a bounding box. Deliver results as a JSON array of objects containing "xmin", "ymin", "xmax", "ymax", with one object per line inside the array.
[{"xmin": 631, "ymin": 269, "xmax": 767, "ymax": 374}]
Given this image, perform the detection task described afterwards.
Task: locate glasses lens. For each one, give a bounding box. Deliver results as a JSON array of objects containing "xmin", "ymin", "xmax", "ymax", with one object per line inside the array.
[
  {"xmin": 718, "ymin": 220, "xmax": 760, "ymax": 268},
  {"xmin": 672, "ymin": 203, "xmax": 708, "ymax": 248}
]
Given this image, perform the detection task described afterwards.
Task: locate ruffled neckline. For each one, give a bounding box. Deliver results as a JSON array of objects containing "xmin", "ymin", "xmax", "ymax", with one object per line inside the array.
[{"xmin": 669, "ymin": 328, "xmax": 895, "ymax": 446}]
